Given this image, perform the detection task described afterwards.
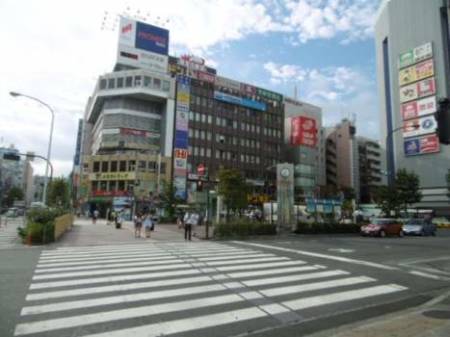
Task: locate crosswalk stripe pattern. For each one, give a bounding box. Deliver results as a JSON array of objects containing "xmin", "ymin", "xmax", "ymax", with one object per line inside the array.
[{"xmin": 15, "ymin": 241, "xmax": 408, "ymax": 337}]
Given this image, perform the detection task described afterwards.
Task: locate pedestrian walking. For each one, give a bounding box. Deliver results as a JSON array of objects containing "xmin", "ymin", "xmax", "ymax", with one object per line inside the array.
[
  {"xmin": 134, "ymin": 213, "xmax": 143, "ymax": 238},
  {"xmin": 143, "ymin": 214, "xmax": 152, "ymax": 238},
  {"xmin": 185, "ymin": 212, "xmax": 199, "ymax": 241},
  {"xmin": 92, "ymin": 209, "xmax": 99, "ymax": 224}
]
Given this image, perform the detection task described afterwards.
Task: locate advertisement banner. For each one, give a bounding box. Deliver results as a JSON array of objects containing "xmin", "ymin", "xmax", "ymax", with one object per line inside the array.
[
  {"xmin": 401, "ymin": 101, "xmax": 418, "ymax": 120},
  {"xmin": 417, "ymin": 96, "xmax": 437, "ymax": 117},
  {"xmin": 174, "ymin": 157, "xmax": 187, "ymax": 170},
  {"xmin": 214, "ymin": 91, "xmax": 266, "ymax": 111},
  {"xmin": 135, "ymin": 21, "xmax": 169, "ymax": 55},
  {"xmin": 196, "ymin": 71, "xmax": 215, "ymax": 83},
  {"xmin": 399, "ymin": 82, "xmax": 418, "ymax": 103},
  {"xmin": 417, "ymin": 77, "xmax": 436, "ymax": 98},
  {"xmin": 404, "ymin": 134, "xmax": 439, "ymax": 156},
  {"xmin": 257, "ymin": 88, "xmax": 283, "ymax": 102},
  {"xmin": 241, "ymin": 83, "xmax": 257, "ymax": 95},
  {"xmin": 174, "ymin": 148, "xmax": 188, "ymax": 159},
  {"xmin": 175, "ymin": 110, "xmax": 189, "ymax": 130},
  {"xmin": 89, "ymin": 172, "xmax": 136, "ymax": 181},
  {"xmin": 120, "ymin": 128, "xmax": 159, "ymax": 138},
  {"xmin": 291, "ymin": 116, "xmax": 318, "ymax": 147},
  {"xmin": 173, "ymin": 177, "xmax": 187, "ymax": 199},
  {"xmin": 118, "ymin": 17, "xmax": 136, "ymax": 47},
  {"xmin": 399, "ymin": 66, "xmax": 417, "ymax": 86},
  {"xmin": 117, "ymin": 46, "xmax": 168, "ymax": 73},
  {"xmin": 215, "ymin": 76, "xmax": 241, "ymax": 91},
  {"xmin": 414, "ymin": 42, "xmax": 433, "ymax": 63},
  {"xmin": 177, "ymin": 92, "xmax": 190, "ymax": 103},
  {"xmin": 174, "ymin": 130, "xmax": 188, "ymax": 149},
  {"xmin": 415, "ymin": 59, "xmax": 434, "ymax": 81},
  {"xmin": 403, "ymin": 115, "xmax": 437, "ymax": 138},
  {"xmin": 398, "ymin": 49, "xmax": 414, "ymax": 69}
]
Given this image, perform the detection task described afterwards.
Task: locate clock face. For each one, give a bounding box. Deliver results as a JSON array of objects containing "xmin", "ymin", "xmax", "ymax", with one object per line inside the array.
[{"xmin": 281, "ymin": 168, "xmax": 290, "ymax": 178}]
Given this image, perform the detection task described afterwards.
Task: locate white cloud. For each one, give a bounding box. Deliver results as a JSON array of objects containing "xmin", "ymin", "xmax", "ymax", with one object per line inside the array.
[{"xmin": 263, "ymin": 61, "xmax": 379, "ymax": 138}]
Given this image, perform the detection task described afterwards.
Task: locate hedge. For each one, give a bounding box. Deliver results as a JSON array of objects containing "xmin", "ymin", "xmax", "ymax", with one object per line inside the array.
[
  {"xmin": 295, "ymin": 222, "xmax": 360, "ymax": 234},
  {"xmin": 17, "ymin": 208, "xmax": 68, "ymax": 244},
  {"xmin": 214, "ymin": 219, "xmax": 276, "ymax": 238}
]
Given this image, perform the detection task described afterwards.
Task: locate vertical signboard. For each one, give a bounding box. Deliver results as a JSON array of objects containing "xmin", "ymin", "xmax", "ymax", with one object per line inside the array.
[
  {"xmin": 291, "ymin": 116, "xmax": 318, "ymax": 147},
  {"xmin": 172, "ymin": 75, "xmax": 190, "ymax": 199}
]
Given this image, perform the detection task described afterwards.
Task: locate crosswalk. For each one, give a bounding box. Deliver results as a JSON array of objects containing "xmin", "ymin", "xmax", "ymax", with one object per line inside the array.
[
  {"xmin": 0, "ymin": 220, "xmax": 20, "ymax": 249},
  {"xmin": 14, "ymin": 242, "xmax": 408, "ymax": 337}
]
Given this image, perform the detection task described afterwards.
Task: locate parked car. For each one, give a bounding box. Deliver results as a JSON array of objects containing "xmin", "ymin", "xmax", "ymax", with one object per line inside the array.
[
  {"xmin": 360, "ymin": 218, "xmax": 404, "ymax": 237},
  {"xmin": 403, "ymin": 218, "xmax": 436, "ymax": 236}
]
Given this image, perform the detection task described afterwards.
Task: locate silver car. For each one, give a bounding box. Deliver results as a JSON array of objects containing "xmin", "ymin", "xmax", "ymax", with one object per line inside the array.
[{"xmin": 403, "ymin": 219, "xmax": 436, "ymax": 236}]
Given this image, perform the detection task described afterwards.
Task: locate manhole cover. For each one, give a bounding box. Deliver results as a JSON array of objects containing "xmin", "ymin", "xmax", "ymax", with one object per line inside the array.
[{"xmin": 422, "ymin": 310, "xmax": 450, "ymax": 319}]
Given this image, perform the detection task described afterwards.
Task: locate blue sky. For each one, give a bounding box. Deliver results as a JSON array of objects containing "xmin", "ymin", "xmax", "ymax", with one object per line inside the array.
[{"xmin": 0, "ymin": 0, "xmax": 383, "ymax": 175}]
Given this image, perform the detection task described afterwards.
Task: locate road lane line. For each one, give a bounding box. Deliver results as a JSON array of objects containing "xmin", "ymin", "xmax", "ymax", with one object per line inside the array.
[
  {"xmin": 234, "ymin": 242, "xmax": 399, "ymax": 271},
  {"xmin": 36, "ymin": 255, "xmax": 178, "ymax": 268},
  {"xmin": 21, "ymin": 284, "xmax": 226, "ymax": 315},
  {"xmin": 217, "ymin": 260, "xmax": 306, "ymax": 272},
  {"xmin": 409, "ymin": 270, "xmax": 443, "ymax": 280},
  {"xmin": 15, "ymin": 294, "xmax": 244, "ymax": 335},
  {"xmin": 283, "ymin": 284, "xmax": 407, "ymax": 310},
  {"xmin": 197, "ymin": 253, "xmax": 275, "ymax": 261},
  {"xmin": 206, "ymin": 256, "xmax": 289, "ymax": 266},
  {"xmin": 228, "ymin": 265, "xmax": 324, "ymax": 278}
]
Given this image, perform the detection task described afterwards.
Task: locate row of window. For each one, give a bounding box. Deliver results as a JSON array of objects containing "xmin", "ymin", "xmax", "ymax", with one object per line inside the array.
[
  {"xmin": 92, "ymin": 160, "xmax": 166, "ymax": 173},
  {"xmin": 263, "ymin": 127, "xmax": 282, "ymax": 138},
  {"xmin": 188, "ymin": 145, "xmax": 262, "ymax": 164},
  {"xmin": 99, "ymin": 75, "xmax": 171, "ymax": 92}
]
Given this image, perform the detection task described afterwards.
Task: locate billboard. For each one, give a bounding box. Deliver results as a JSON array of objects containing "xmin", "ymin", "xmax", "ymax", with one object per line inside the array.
[
  {"xmin": 417, "ymin": 77, "xmax": 436, "ymax": 97},
  {"xmin": 120, "ymin": 128, "xmax": 159, "ymax": 138},
  {"xmin": 399, "ymin": 65, "xmax": 416, "ymax": 86},
  {"xmin": 401, "ymin": 96, "xmax": 437, "ymax": 120},
  {"xmin": 399, "ymin": 82, "xmax": 418, "ymax": 103},
  {"xmin": 404, "ymin": 134, "xmax": 440, "ymax": 156},
  {"xmin": 215, "ymin": 76, "xmax": 241, "ymax": 91},
  {"xmin": 214, "ymin": 91, "xmax": 266, "ymax": 111},
  {"xmin": 291, "ymin": 116, "xmax": 318, "ymax": 147},
  {"xmin": 135, "ymin": 21, "xmax": 169, "ymax": 55},
  {"xmin": 403, "ymin": 115, "xmax": 437, "ymax": 138},
  {"xmin": 415, "ymin": 59, "xmax": 434, "ymax": 81},
  {"xmin": 398, "ymin": 42, "xmax": 432, "ymax": 69}
]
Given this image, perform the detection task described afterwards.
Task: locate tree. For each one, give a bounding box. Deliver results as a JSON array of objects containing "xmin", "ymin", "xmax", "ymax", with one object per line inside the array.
[
  {"xmin": 374, "ymin": 185, "xmax": 402, "ymax": 217},
  {"xmin": 47, "ymin": 178, "xmax": 70, "ymax": 209},
  {"xmin": 218, "ymin": 168, "xmax": 249, "ymax": 220},
  {"xmin": 159, "ymin": 181, "xmax": 183, "ymax": 220},
  {"xmin": 3, "ymin": 186, "xmax": 24, "ymax": 207},
  {"xmin": 395, "ymin": 169, "xmax": 422, "ymax": 213}
]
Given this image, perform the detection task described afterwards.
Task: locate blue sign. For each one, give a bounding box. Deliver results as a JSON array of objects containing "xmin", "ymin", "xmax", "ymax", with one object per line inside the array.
[
  {"xmin": 174, "ymin": 130, "xmax": 188, "ymax": 149},
  {"xmin": 404, "ymin": 138, "xmax": 420, "ymax": 156},
  {"xmin": 135, "ymin": 22, "xmax": 169, "ymax": 55},
  {"xmin": 214, "ymin": 91, "xmax": 266, "ymax": 111}
]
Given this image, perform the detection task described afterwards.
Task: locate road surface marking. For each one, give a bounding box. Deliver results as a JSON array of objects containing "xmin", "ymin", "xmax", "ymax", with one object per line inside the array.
[
  {"xmin": 79, "ymin": 307, "xmax": 267, "ymax": 337},
  {"xmin": 283, "ymin": 284, "xmax": 407, "ymax": 310},
  {"xmin": 228, "ymin": 265, "xmax": 323, "ymax": 278},
  {"xmin": 409, "ymin": 270, "xmax": 443, "ymax": 280},
  {"xmin": 260, "ymin": 276, "xmax": 375, "ymax": 297},
  {"xmin": 217, "ymin": 260, "xmax": 307, "ymax": 272},
  {"xmin": 206, "ymin": 256, "xmax": 289, "ymax": 266},
  {"xmin": 15, "ymin": 294, "xmax": 244, "ymax": 335},
  {"xmin": 37, "ymin": 255, "xmax": 178, "ymax": 268},
  {"xmin": 197, "ymin": 253, "xmax": 275, "ymax": 261},
  {"xmin": 21, "ymin": 284, "xmax": 226, "ymax": 315},
  {"xmin": 234, "ymin": 242, "xmax": 398, "ymax": 270},
  {"xmin": 243, "ymin": 270, "xmax": 349, "ymax": 287}
]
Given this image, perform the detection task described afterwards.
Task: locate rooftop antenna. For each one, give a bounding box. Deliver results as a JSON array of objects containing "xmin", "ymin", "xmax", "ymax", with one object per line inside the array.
[{"xmin": 100, "ymin": 7, "xmax": 170, "ymax": 32}]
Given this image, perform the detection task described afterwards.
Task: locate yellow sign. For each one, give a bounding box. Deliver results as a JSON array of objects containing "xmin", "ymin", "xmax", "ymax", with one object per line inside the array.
[
  {"xmin": 89, "ymin": 172, "xmax": 136, "ymax": 181},
  {"xmin": 177, "ymin": 92, "xmax": 190, "ymax": 103},
  {"xmin": 399, "ymin": 66, "xmax": 416, "ymax": 86}
]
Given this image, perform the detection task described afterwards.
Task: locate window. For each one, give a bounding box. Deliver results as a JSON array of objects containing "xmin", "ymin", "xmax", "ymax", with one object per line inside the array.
[
  {"xmin": 200, "ymin": 147, "xmax": 205, "ymax": 157},
  {"xmin": 107, "ymin": 78, "xmax": 115, "ymax": 89},
  {"xmin": 138, "ymin": 160, "xmax": 146, "ymax": 171},
  {"xmin": 101, "ymin": 161, "xmax": 109, "ymax": 172},
  {"xmin": 162, "ymin": 80, "xmax": 170, "ymax": 91},
  {"xmin": 110, "ymin": 161, "xmax": 118, "ymax": 172},
  {"xmin": 194, "ymin": 147, "xmax": 199, "ymax": 156},
  {"xmin": 189, "ymin": 129, "xmax": 194, "ymax": 138},
  {"xmin": 134, "ymin": 76, "xmax": 142, "ymax": 86},
  {"xmin": 153, "ymin": 78, "xmax": 161, "ymax": 89},
  {"xmin": 200, "ymin": 130, "xmax": 205, "ymax": 140},
  {"xmin": 100, "ymin": 181, "xmax": 107, "ymax": 190},
  {"xmin": 194, "ymin": 129, "xmax": 199, "ymax": 139},
  {"xmin": 206, "ymin": 148, "xmax": 211, "ymax": 157},
  {"xmin": 241, "ymin": 123, "xmax": 245, "ymax": 131},
  {"xmin": 144, "ymin": 76, "xmax": 151, "ymax": 87},
  {"xmin": 119, "ymin": 161, "xmax": 127, "ymax": 172},
  {"xmin": 195, "ymin": 112, "xmax": 200, "ymax": 122},
  {"xmin": 233, "ymin": 120, "xmax": 238, "ymax": 129},
  {"xmin": 188, "ymin": 146, "xmax": 193, "ymax": 155},
  {"xmin": 189, "ymin": 111, "xmax": 194, "ymax": 121},
  {"xmin": 125, "ymin": 77, "xmax": 133, "ymax": 87},
  {"xmin": 128, "ymin": 160, "xmax": 136, "ymax": 171},
  {"xmin": 207, "ymin": 131, "xmax": 212, "ymax": 141},
  {"xmin": 207, "ymin": 115, "xmax": 212, "ymax": 124},
  {"xmin": 99, "ymin": 79, "xmax": 107, "ymax": 90},
  {"xmin": 216, "ymin": 117, "xmax": 221, "ymax": 126},
  {"xmin": 201, "ymin": 114, "xmax": 207, "ymax": 123},
  {"xmin": 118, "ymin": 181, "xmax": 125, "ymax": 191},
  {"xmin": 148, "ymin": 161, "xmax": 157, "ymax": 172},
  {"xmin": 117, "ymin": 77, "xmax": 124, "ymax": 88},
  {"xmin": 159, "ymin": 163, "xmax": 166, "ymax": 174},
  {"xmin": 93, "ymin": 161, "xmax": 100, "ymax": 173}
]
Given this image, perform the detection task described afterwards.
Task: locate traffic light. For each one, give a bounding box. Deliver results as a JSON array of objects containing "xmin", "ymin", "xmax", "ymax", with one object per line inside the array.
[
  {"xmin": 436, "ymin": 98, "xmax": 450, "ymax": 145},
  {"xmin": 3, "ymin": 153, "xmax": 20, "ymax": 161}
]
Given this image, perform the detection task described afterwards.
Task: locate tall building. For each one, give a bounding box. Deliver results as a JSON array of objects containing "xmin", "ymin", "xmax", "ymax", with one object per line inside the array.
[
  {"xmin": 357, "ymin": 137, "xmax": 386, "ymax": 203},
  {"xmin": 283, "ymin": 97, "xmax": 325, "ymax": 200},
  {"xmin": 375, "ymin": 0, "xmax": 450, "ymax": 215},
  {"xmin": 325, "ymin": 119, "xmax": 360, "ymax": 200}
]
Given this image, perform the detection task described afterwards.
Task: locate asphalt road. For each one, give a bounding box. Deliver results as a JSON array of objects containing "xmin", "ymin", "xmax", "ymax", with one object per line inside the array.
[{"xmin": 0, "ymin": 228, "xmax": 449, "ymax": 337}]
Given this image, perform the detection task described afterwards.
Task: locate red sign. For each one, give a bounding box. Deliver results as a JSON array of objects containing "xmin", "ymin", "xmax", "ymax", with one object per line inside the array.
[
  {"xmin": 196, "ymin": 71, "xmax": 215, "ymax": 83},
  {"xmin": 197, "ymin": 163, "xmax": 206, "ymax": 176},
  {"xmin": 401, "ymin": 101, "xmax": 418, "ymax": 120},
  {"xmin": 291, "ymin": 116, "xmax": 318, "ymax": 147},
  {"xmin": 417, "ymin": 78, "xmax": 436, "ymax": 98},
  {"xmin": 420, "ymin": 135, "xmax": 439, "ymax": 153},
  {"xmin": 174, "ymin": 149, "xmax": 188, "ymax": 159}
]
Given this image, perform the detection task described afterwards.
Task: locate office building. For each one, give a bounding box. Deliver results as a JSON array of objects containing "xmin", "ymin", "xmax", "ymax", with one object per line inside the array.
[
  {"xmin": 375, "ymin": 0, "xmax": 450, "ymax": 214},
  {"xmin": 325, "ymin": 119, "xmax": 360, "ymax": 200}
]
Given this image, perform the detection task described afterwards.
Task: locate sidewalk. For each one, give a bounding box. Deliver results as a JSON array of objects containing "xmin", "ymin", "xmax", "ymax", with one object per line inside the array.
[
  {"xmin": 308, "ymin": 291, "xmax": 450, "ymax": 337},
  {"xmin": 53, "ymin": 217, "xmax": 207, "ymax": 247}
]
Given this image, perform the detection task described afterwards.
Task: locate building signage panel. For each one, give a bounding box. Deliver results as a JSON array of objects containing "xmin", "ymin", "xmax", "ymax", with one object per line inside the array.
[
  {"xmin": 135, "ymin": 21, "xmax": 169, "ymax": 55},
  {"xmin": 417, "ymin": 96, "xmax": 437, "ymax": 117},
  {"xmin": 403, "ymin": 115, "xmax": 437, "ymax": 138},
  {"xmin": 415, "ymin": 59, "xmax": 434, "ymax": 81},
  {"xmin": 117, "ymin": 46, "xmax": 168, "ymax": 73},
  {"xmin": 214, "ymin": 91, "xmax": 266, "ymax": 111},
  {"xmin": 291, "ymin": 116, "xmax": 318, "ymax": 147},
  {"xmin": 120, "ymin": 128, "xmax": 159, "ymax": 138},
  {"xmin": 174, "ymin": 149, "xmax": 188, "ymax": 159},
  {"xmin": 404, "ymin": 134, "xmax": 439, "ymax": 156},
  {"xmin": 417, "ymin": 77, "xmax": 435, "ymax": 98},
  {"xmin": 401, "ymin": 101, "xmax": 418, "ymax": 120},
  {"xmin": 174, "ymin": 157, "xmax": 187, "ymax": 170},
  {"xmin": 196, "ymin": 71, "xmax": 215, "ymax": 83},
  {"xmin": 174, "ymin": 130, "xmax": 188, "ymax": 149},
  {"xmin": 173, "ymin": 177, "xmax": 187, "ymax": 199},
  {"xmin": 413, "ymin": 42, "xmax": 433, "ymax": 63},
  {"xmin": 399, "ymin": 66, "xmax": 417, "ymax": 86},
  {"xmin": 89, "ymin": 172, "xmax": 136, "ymax": 181},
  {"xmin": 175, "ymin": 111, "xmax": 188, "ymax": 131},
  {"xmin": 215, "ymin": 76, "xmax": 241, "ymax": 91},
  {"xmin": 257, "ymin": 88, "xmax": 283, "ymax": 102},
  {"xmin": 241, "ymin": 83, "xmax": 256, "ymax": 95},
  {"xmin": 118, "ymin": 17, "xmax": 136, "ymax": 47},
  {"xmin": 399, "ymin": 82, "xmax": 418, "ymax": 103},
  {"xmin": 398, "ymin": 49, "xmax": 414, "ymax": 69}
]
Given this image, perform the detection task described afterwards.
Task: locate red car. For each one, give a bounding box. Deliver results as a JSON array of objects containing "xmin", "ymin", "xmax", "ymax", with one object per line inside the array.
[{"xmin": 360, "ymin": 218, "xmax": 404, "ymax": 237}]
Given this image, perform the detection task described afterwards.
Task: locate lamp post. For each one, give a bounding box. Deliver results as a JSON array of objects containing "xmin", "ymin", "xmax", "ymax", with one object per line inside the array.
[{"xmin": 10, "ymin": 92, "xmax": 55, "ymax": 205}]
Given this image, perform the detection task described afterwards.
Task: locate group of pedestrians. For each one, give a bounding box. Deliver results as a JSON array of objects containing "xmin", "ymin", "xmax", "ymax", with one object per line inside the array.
[{"xmin": 133, "ymin": 213, "xmax": 154, "ymax": 239}]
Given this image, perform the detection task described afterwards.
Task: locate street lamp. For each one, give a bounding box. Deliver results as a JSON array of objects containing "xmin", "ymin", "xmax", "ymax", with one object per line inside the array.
[{"xmin": 9, "ymin": 91, "xmax": 55, "ymax": 205}]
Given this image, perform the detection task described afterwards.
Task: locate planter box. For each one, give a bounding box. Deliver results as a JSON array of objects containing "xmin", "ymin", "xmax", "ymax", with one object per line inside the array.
[{"xmin": 54, "ymin": 213, "xmax": 74, "ymax": 240}]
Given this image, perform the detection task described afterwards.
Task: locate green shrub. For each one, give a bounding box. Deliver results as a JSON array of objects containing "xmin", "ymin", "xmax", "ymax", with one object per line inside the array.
[
  {"xmin": 214, "ymin": 219, "xmax": 276, "ymax": 238},
  {"xmin": 295, "ymin": 222, "xmax": 360, "ymax": 234},
  {"xmin": 22, "ymin": 208, "xmax": 64, "ymax": 244}
]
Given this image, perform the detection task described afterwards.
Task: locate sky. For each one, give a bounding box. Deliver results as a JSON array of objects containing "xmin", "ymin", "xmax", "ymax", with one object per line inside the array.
[{"xmin": 0, "ymin": 0, "xmax": 382, "ymax": 177}]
